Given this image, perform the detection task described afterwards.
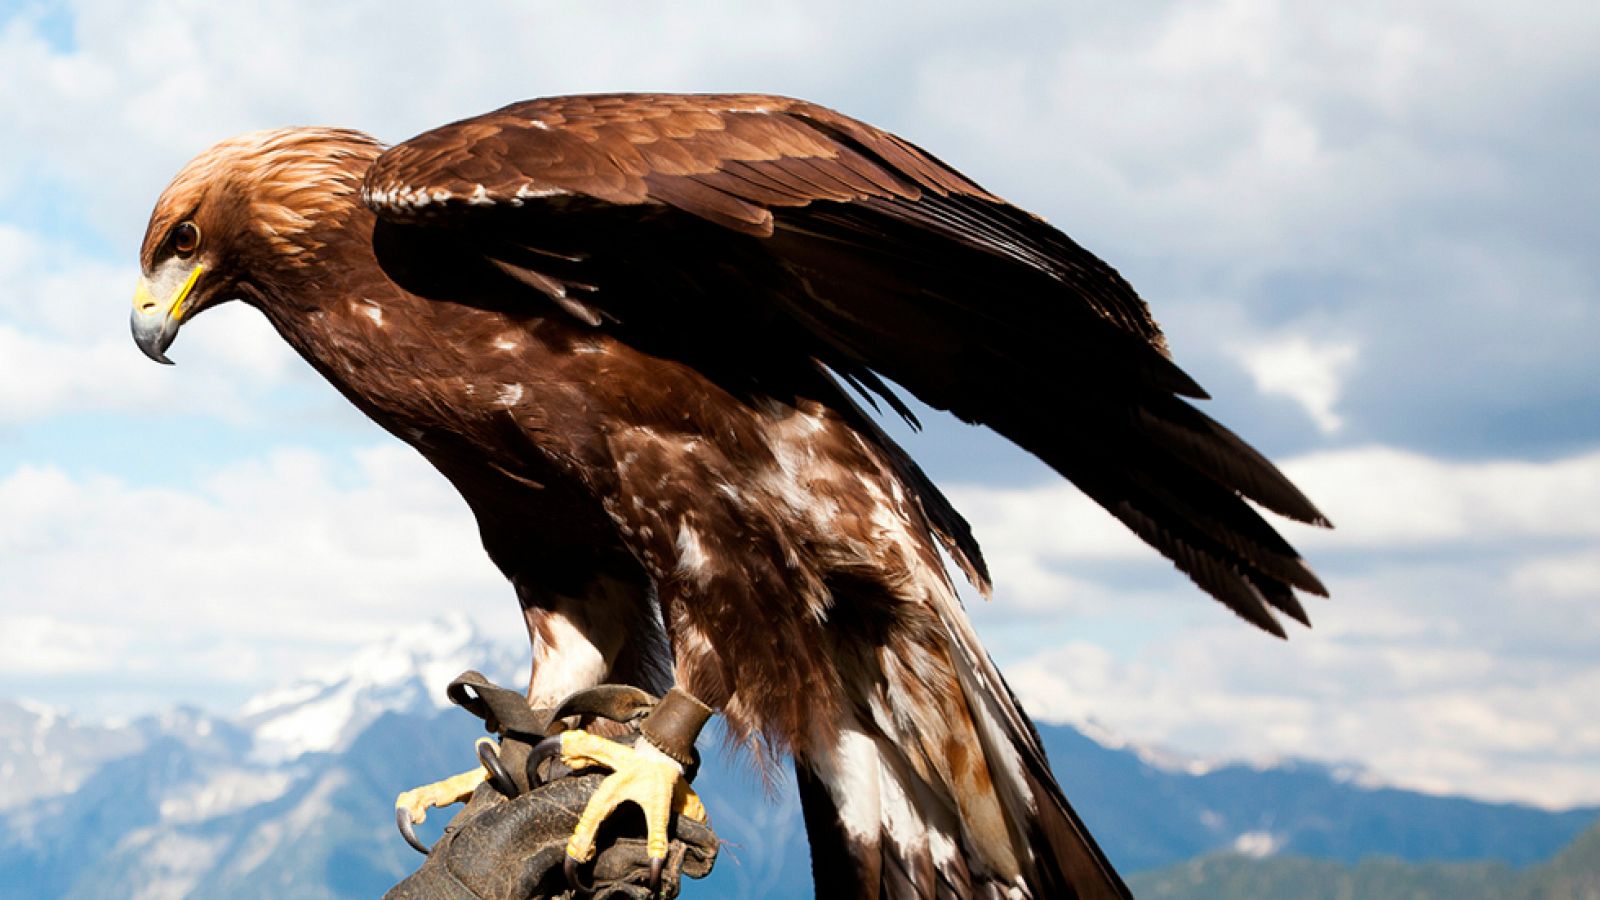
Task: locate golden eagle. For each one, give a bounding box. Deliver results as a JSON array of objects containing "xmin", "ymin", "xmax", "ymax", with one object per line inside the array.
[{"xmin": 131, "ymin": 93, "xmax": 1328, "ymax": 899}]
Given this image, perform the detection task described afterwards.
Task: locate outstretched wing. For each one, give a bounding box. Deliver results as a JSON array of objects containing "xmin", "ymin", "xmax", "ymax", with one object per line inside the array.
[{"xmin": 362, "ymin": 92, "xmax": 1330, "ymax": 634}]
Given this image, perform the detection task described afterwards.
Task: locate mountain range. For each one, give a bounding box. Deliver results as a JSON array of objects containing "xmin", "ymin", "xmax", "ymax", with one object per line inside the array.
[
  {"xmin": 0, "ymin": 617, "xmax": 1593, "ymax": 899},
  {"xmin": 1129, "ymin": 822, "xmax": 1600, "ymax": 900}
]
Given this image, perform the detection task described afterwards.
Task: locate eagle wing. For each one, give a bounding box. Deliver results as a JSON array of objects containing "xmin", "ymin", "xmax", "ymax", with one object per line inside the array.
[{"xmin": 362, "ymin": 92, "xmax": 1329, "ymax": 635}]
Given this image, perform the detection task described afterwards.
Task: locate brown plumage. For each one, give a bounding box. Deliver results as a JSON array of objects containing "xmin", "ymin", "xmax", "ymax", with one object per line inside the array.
[{"xmin": 133, "ymin": 93, "xmax": 1330, "ymax": 899}]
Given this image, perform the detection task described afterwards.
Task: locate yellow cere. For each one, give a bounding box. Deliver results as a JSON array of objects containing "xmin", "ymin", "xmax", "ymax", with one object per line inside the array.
[{"xmin": 132, "ymin": 264, "xmax": 206, "ymax": 320}]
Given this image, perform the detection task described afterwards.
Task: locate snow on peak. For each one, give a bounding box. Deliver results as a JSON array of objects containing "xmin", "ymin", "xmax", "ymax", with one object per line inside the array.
[
  {"xmin": 1232, "ymin": 830, "xmax": 1285, "ymax": 858},
  {"xmin": 1040, "ymin": 711, "xmax": 1392, "ymax": 787},
  {"xmin": 0, "ymin": 700, "xmax": 149, "ymax": 810},
  {"xmin": 241, "ymin": 614, "xmax": 519, "ymax": 764},
  {"xmin": 1059, "ymin": 714, "xmax": 1223, "ymax": 776},
  {"xmin": 1330, "ymin": 762, "xmax": 1389, "ymax": 790}
]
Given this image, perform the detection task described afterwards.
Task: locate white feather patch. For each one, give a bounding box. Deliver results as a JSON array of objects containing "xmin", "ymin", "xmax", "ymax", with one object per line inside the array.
[
  {"xmin": 527, "ymin": 611, "xmax": 609, "ymax": 708},
  {"xmin": 495, "ymin": 383, "xmax": 525, "ymax": 406},
  {"xmin": 674, "ymin": 524, "xmax": 712, "ymax": 585},
  {"xmin": 515, "ymin": 183, "xmax": 566, "ymax": 199},
  {"xmin": 810, "ymin": 725, "xmax": 882, "ymax": 842},
  {"xmin": 875, "ymin": 751, "xmax": 930, "ymax": 854}
]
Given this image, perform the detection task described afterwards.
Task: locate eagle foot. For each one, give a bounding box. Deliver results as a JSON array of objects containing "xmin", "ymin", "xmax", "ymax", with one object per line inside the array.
[
  {"xmin": 557, "ymin": 731, "xmax": 708, "ymax": 870},
  {"xmin": 553, "ymin": 686, "xmax": 714, "ymax": 896},
  {"xmin": 393, "ymin": 740, "xmax": 499, "ymax": 854}
]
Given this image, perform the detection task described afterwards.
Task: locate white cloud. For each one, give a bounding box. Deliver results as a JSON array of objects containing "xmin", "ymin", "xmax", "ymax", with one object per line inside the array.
[
  {"xmin": 950, "ymin": 445, "xmax": 1600, "ymax": 807},
  {"xmin": 1509, "ymin": 553, "xmax": 1600, "ymax": 600},
  {"xmin": 0, "ymin": 220, "xmax": 305, "ymax": 425},
  {"xmin": 1230, "ymin": 335, "xmax": 1359, "ymax": 434},
  {"xmin": 950, "ymin": 446, "xmax": 1600, "ymax": 602},
  {"xmin": 0, "ymin": 614, "xmax": 128, "ymax": 675},
  {"xmin": 903, "ymin": 0, "xmax": 1598, "ymax": 254},
  {"xmin": 1284, "ymin": 446, "xmax": 1600, "ymax": 545},
  {"xmin": 1009, "ymin": 610, "xmax": 1600, "ymax": 809},
  {"xmin": 900, "ymin": 0, "xmax": 1600, "ymax": 456},
  {"xmin": 0, "ymin": 313, "xmax": 299, "ymax": 425},
  {"xmin": 0, "ymin": 444, "xmax": 514, "ymax": 711}
]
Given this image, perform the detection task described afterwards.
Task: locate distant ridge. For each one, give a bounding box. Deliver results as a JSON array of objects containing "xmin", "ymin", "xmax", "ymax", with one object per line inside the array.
[{"xmin": 1129, "ymin": 819, "xmax": 1600, "ymax": 899}]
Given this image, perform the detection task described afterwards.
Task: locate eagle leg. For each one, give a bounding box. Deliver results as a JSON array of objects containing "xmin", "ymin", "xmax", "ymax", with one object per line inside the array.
[
  {"xmin": 392, "ymin": 737, "xmax": 500, "ymax": 853},
  {"xmin": 556, "ymin": 687, "xmax": 713, "ymax": 890}
]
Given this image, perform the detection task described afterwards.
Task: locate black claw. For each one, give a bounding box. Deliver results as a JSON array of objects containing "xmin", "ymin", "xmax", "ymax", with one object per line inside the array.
[
  {"xmin": 477, "ymin": 739, "xmax": 519, "ymax": 798},
  {"xmin": 528, "ymin": 734, "xmax": 567, "ymax": 788},
  {"xmin": 564, "ymin": 853, "xmax": 594, "ymax": 893},
  {"xmin": 396, "ymin": 807, "xmax": 430, "ymax": 855},
  {"xmin": 649, "ymin": 856, "xmax": 664, "ymax": 896}
]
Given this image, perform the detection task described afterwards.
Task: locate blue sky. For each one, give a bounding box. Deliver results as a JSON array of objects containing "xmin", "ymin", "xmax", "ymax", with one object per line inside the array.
[{"xmin": 1, "ymin": 0, "xmax": 1597, "ymax": 808}]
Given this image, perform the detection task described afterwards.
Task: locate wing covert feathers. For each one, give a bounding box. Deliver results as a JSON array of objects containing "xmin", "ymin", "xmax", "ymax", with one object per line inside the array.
[{"xmin": 363, "ymin": 93, "xmax": 1166, "ymax": 350}]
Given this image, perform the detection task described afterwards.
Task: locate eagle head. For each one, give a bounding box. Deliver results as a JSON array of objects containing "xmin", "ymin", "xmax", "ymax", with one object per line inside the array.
[{"xmin": 131, "ymin": 127, "xmax": 381, "ymax": 363}]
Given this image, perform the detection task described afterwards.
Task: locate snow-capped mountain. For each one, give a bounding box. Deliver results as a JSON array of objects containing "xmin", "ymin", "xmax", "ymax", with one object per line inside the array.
[
  {"xmin": 0, "ymin": 617, "xmax": 520, "ymax": 900},
  {"xmin": 239, "ymin": 614, "xmax": 519, "ymax": 764},
  {"xmin": 0, "ymin": 621, "xmax": 1594, "ymax": 899},
  {"xmin": 0, "ymin": 699, "xmax": 147, "ymax": 812}
]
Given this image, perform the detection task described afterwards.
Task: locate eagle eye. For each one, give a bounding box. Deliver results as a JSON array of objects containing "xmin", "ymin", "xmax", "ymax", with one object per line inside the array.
[{"xmin": 172, "ymin": 221, "xmax": 200, "ymax": 257}]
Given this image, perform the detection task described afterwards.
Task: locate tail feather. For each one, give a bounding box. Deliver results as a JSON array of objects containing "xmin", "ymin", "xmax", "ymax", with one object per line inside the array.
[
  {"xmin": 796, "ymin": 580, "xmax": 1132, "ymax": 900},
  {"xmin": 939, "ymin": 588, "xmax": 1132, "ymax": 900},
  {"xmin": 797, "ymin": 719, "xmax": 979, "ymax": 898}
]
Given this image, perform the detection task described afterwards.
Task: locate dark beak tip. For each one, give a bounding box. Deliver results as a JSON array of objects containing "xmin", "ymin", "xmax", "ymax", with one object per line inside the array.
[
  {"xmin": 133, "ymin": 338, "xmax": 176, "ymax": 366},
  {"xmin": 130, "ymin": 312, "xmax": 178, "ymax": 365}
]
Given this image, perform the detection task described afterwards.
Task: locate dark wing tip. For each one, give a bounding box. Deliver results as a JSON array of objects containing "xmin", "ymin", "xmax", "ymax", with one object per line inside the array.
[
  {"xmin": 1259, "ymin": 617, "xmax": 1291, "ymax": 639},
  {"xmin": 1294, "ymin": 560, "xmax": 1331, "ymax": 599}
]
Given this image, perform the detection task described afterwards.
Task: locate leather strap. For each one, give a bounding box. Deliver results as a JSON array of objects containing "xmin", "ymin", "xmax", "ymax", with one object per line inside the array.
[
  {"xmin": 446, "ymin": 670, "xmax": 553, "ymax": 741},
  {"xmin": 637, "ymin": 687, "xmax": 712, "ymax": 768}
]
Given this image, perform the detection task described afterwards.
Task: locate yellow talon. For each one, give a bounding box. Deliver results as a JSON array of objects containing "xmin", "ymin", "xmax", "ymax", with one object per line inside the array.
[
  {"xmin": 394, "ymin": 739, "xmax": 496, "ymax": 825},
  {"xmin": 560, "ymin": 730, "xmax": 707, "ymax": 864}
]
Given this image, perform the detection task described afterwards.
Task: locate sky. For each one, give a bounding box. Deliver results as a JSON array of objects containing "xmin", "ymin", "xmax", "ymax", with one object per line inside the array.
[{"xmin": 1, "ymin": 0, "xmax": 1596, "ymax": 809}]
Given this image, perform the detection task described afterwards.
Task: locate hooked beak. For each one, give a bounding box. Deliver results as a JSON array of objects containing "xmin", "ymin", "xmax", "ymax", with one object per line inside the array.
[{"xmin": 130, "ymin": 263, "xmax": 205, "ymax": 365}]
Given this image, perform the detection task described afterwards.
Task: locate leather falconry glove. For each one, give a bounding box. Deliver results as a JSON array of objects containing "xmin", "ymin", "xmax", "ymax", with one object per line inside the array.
[{"xmin": 385, "ymin": 673, "xmax": 719, "ymax": 900}]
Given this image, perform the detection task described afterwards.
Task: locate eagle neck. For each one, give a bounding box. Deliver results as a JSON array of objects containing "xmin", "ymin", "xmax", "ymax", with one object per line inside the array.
[{"xmin": 245, "ymin": 205, "xmax": 389, "ymax": 382}]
